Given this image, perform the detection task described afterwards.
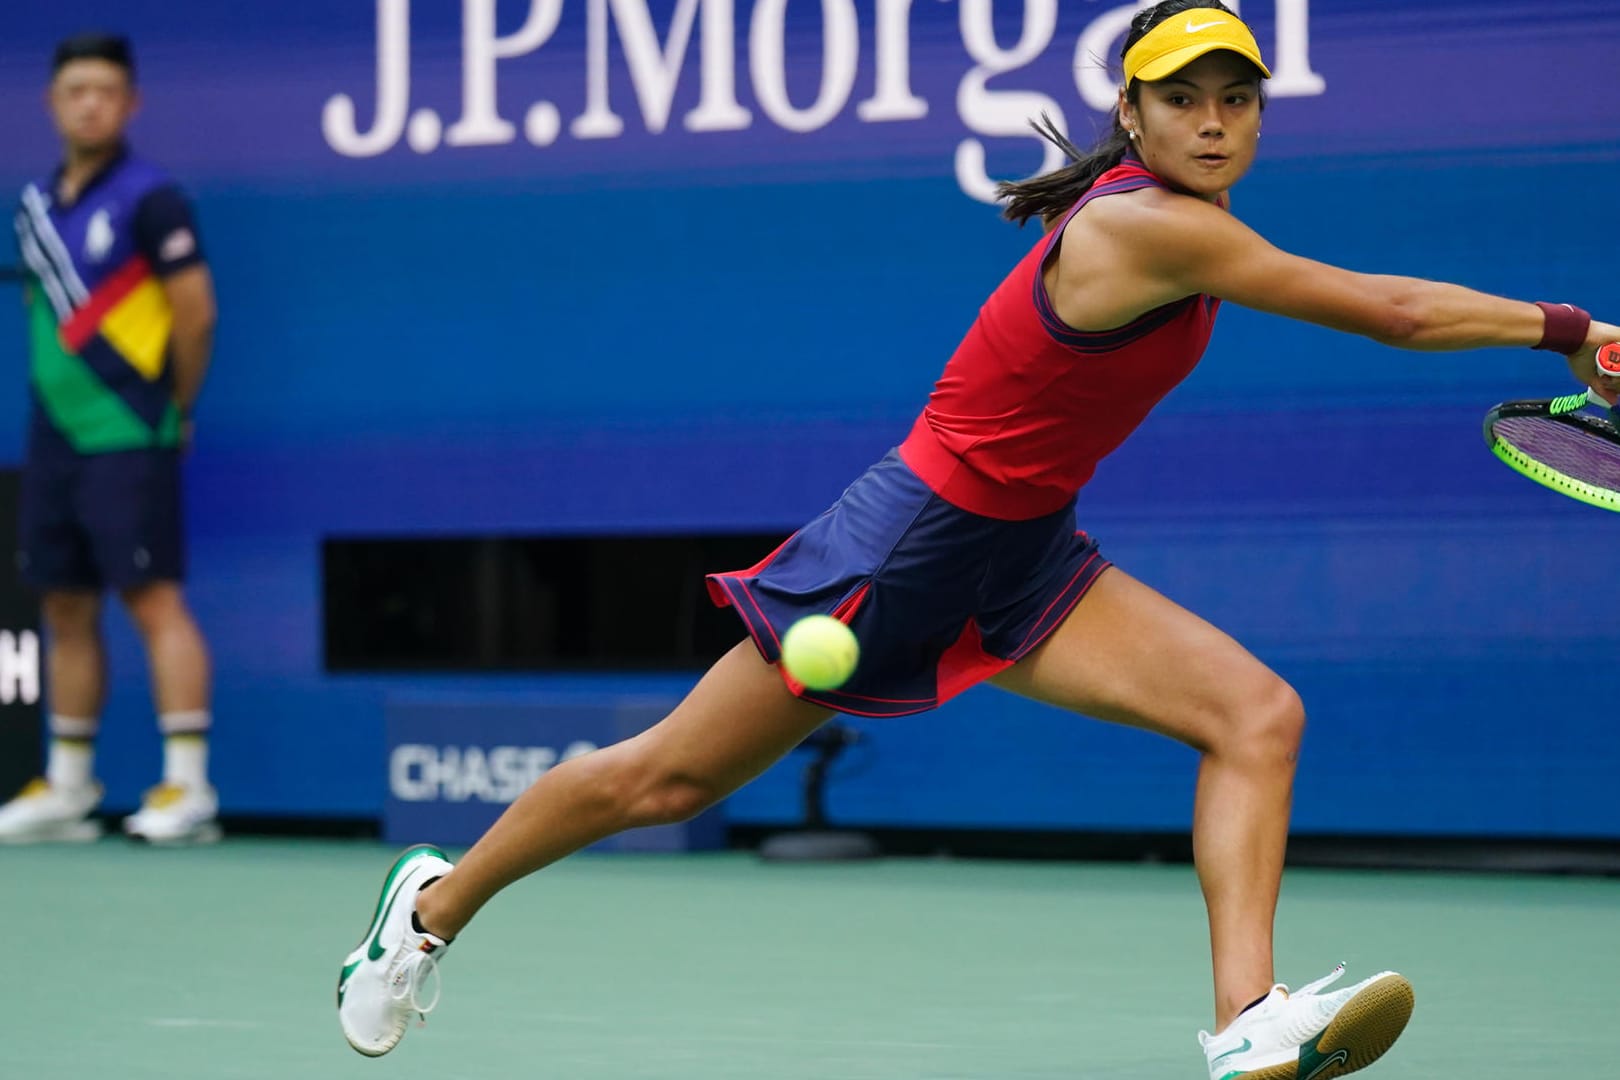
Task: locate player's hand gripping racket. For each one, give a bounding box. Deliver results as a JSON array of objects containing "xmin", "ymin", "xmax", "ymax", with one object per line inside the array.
[{"xmin": 1483, "ymin": 343, "xmax": 1620, "ymax": 511}]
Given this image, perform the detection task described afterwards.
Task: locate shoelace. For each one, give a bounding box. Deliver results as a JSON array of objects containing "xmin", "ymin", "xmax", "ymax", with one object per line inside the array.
[
  {"xmin": 1293, "ymin": 962, "xmax": 1346, "ymax": 998},
  {"xmin": 389, "ymin": 947, "xmax": 443, "ymax": 1022},
  {"xmin": 1274, "ymin": 963, "xmax": 1351, "ymax": 1047}
]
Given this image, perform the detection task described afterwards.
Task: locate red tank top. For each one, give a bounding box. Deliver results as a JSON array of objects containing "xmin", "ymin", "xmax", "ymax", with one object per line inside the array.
[{"xmin": 899, "ymin": 159, "xmax": 1219, "ymax": 520}]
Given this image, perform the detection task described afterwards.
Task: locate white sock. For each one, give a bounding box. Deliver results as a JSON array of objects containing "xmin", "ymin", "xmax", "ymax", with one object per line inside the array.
[
  {"xmin": 46, "ymin": 737, "xmax": 95, "ymax": 790},
  {"xmin": 159, "ymin": 711, "xmax": 212, "ymax": 788},
  {"xmin": 162, "ymin": 734, "xmax": 210, "ymax": 788}
]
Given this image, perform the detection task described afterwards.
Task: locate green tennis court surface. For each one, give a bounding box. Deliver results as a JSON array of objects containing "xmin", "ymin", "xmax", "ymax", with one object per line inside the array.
[{"xmin": 11, "ymin": 838, "xmax": 1617, "ymax": 1078}]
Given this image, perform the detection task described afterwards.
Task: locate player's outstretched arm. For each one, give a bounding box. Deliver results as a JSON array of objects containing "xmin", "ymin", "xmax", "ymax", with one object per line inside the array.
[{"xmin": 1136, "ymin": 196, "xmax": 1599, "ymax": 354}]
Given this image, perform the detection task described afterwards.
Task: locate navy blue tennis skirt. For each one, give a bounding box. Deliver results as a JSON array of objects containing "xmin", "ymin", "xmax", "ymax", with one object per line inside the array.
[{"xmin": 706, "ymin": 450, "xmax": 1111, "ymax": 716}]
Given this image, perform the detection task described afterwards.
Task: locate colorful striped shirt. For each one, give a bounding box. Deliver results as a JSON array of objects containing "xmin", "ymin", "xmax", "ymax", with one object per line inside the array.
[{"xmin": 14, "ymin": 148, "xmax": 205, "ymax": 453}]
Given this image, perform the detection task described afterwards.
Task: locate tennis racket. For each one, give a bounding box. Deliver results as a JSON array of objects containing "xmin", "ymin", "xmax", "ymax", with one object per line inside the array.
[{"xmin": 1484, "ymin": 344, "xmax": 1620, "ymax": 511}]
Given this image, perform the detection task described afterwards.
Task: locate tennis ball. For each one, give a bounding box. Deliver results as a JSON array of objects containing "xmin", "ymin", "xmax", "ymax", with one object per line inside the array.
[{"xmin": 780, "ymin": 615, "xmax": 859, "ymax": 691}]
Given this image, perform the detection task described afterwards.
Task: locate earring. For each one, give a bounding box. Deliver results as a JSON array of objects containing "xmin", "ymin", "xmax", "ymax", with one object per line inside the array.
[{"xmin": 1128, "ymin": 129, "xmax": 1138, "ymax": 140}]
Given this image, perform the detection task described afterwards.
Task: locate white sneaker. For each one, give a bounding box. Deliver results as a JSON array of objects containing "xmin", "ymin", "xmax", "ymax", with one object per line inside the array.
[
  {"xmin": 0, "ymin": 778, "xmax": 103, "ymax": 843},
  {"xmin": 1199, "ymin": 964, "xmax": 1415, "ymax": 1080},
  {"xmin": 337, "ymin": 844, "xmax": 455, "ymax": 1057},
  {"xmin": 122, "ymin": 782, "xmax": 222, "ymax": 844}
]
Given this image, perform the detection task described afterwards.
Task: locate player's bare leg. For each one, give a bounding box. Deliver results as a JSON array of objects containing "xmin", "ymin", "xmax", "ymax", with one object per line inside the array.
[
  {"xmin": 993, "ymin": 567, "xmax": 1411, "ymax": 1079},
  {"xmin": 338, "ymin": 640, "xmax": 830, "ymax": 1055},
  {"xmin": 993, "ymin": 567, "xmax": 1296, "ymax": 1027},
  {"xmin": 420, "ymin": 641, "xmax": 829, "ymax": 937}
]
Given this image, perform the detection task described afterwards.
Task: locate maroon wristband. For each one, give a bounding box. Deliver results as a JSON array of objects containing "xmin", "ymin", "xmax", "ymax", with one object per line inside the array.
[{"xmin": 1533, "ymin": 301, "xmax": 1591, "ymax": 354}]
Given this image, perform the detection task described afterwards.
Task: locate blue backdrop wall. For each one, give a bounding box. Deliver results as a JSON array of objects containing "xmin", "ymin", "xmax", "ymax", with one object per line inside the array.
[{"xmin": 2, "ymin": 0, "xmax": 1617, "ymax": 836}]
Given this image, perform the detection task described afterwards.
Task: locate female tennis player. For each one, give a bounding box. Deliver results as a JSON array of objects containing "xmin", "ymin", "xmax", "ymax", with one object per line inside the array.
[{"xmin": 336, "ymin": 3, "xmax": 1620, "ymax": 1076}]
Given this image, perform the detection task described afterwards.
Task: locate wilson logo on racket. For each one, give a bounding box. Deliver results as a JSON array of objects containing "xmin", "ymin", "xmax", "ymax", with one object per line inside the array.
[{"xmin": 1548, "ymin": 392, "xmax": 1590, "ymax": 416}]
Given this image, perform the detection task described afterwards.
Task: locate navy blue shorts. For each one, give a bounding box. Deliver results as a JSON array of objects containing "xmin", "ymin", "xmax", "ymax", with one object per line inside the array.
[
  {"xmin": 707, "ymin": 450, "xmax": 1111, "ymax": 717},
  {"xmin": 17, "ymin": 443, "xmax": 185, "ymax": 591}
]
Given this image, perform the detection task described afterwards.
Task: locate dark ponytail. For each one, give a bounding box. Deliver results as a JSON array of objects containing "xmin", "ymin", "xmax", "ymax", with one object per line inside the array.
[
  {"xmin": 996, "ymin": 112, "xmax": 1131, "ymax": 229},
  {"xmin": 996, "ymin": 0, "xmax": 1245, "ymax": 228}
]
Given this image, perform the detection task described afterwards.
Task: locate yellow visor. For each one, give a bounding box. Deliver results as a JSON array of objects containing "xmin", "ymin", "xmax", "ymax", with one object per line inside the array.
[{"xmin": 1122, "ymin": 8, "xmax": 1271, "ymax": 85}]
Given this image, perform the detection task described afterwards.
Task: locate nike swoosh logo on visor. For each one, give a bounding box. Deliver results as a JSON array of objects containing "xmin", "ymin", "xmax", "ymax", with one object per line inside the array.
[{"xmin": 1186, "ymin": 19, "xmax": 1228, "ymax": 32}]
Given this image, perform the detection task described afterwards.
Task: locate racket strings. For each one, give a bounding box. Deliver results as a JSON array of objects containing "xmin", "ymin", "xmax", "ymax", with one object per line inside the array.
[{"xmin": 1494, "ymin": 416, "xmax": 1620, "ymax": 490}]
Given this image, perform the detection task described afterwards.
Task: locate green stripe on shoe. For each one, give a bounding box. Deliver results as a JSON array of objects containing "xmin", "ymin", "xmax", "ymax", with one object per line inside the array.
[
  {"xmin": 360, "ymin": 845, "xmax": 447, "ymax": 946},
  {"xmin": 1299, "ymin": 1031, "xmax": 1352, "ymax": 1080}
]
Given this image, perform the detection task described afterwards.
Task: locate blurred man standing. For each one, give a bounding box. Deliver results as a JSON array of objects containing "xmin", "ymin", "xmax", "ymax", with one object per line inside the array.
[{"xmin": 1, "ymin": 32, "xmax": 220, "ymax": 844}]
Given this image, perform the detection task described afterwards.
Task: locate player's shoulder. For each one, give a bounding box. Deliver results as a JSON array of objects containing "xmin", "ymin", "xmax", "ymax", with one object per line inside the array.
[
  {"xmin": 1057, "ymin": 186, "xmax": 1245, "ymax": 292},
  {"xmin": 1095, "ymin": 180, "xmax": 1216, "ymax": 219},
  {"xmin": 1063, "ymin": 182, "xmax": 1213, "ymax": 250}
]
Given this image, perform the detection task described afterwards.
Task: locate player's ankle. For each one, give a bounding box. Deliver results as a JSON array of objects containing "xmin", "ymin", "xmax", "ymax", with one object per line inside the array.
[
  {"xmin": 1214, "ymin": 986, "xmax": 1275, "ymax": 1033},
  {"xmin": 411, "ymin": 876, "xmax": 457, "ymax": 941}
]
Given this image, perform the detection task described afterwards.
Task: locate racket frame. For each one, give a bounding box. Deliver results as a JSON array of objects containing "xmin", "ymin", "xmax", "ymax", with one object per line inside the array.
[{"xmin": 1483, "ymin": 388, "xmax": 1620, "ymax": 511}]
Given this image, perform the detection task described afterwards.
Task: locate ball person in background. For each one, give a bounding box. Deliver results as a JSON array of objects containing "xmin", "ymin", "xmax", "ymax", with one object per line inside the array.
[
  {"xmin": 2, "ymin": 32, "xmax": 220, "ymax": 845},
  {"xmin": 334, "ymin": 3, "xmax": 1620, "ymax": 1077}
]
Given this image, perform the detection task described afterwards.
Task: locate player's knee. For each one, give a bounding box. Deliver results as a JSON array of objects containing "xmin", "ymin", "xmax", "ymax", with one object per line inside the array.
[
  {"xmin": 582, "ymin": 744, "xmax": 718, "ymax": 828},
  {"xmin": 625, "ymin": 770, "xmax": 719, "ymax": 827},
  {"xmin": 1220, "ymin": 676, "xmax": 1305, "ymax": 767}
]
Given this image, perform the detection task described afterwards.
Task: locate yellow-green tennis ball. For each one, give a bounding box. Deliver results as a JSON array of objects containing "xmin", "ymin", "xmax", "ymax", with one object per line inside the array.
[{"xmin": 781, "ymin": 615, "xmax": 859, "ymax": 691}]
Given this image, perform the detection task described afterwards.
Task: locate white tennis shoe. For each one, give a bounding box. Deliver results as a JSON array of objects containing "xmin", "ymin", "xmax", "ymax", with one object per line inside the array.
[
  {"xmin": 0, "ymin": 778, "xmax": 103, "ymax": 843},
  {"xmin": 1198, "ymin": 964, "xmax": 1415, "ymax": 1080},
  {"xmin": 337, "ymin": 844, "xmax": 455, "ymax": 1057},
  {"xmin": 122, "ymin": 782, "xmax": 222, "ymax": 844}
]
